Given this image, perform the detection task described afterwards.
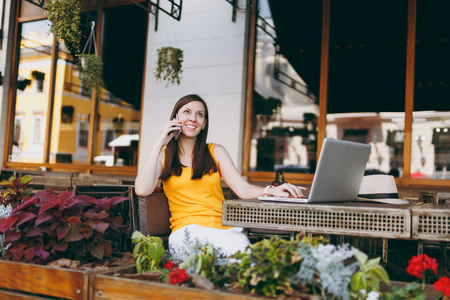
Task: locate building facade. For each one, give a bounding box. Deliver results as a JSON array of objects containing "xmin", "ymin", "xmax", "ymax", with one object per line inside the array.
[{"xmin": 0, "ymin": 0, "xmax": 449, "ymax": 189}]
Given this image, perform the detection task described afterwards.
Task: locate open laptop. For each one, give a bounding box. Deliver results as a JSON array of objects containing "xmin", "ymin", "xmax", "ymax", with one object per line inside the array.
[{"xmin": 258, "ymin": 138, "xmax": 371, "ymax": 203}]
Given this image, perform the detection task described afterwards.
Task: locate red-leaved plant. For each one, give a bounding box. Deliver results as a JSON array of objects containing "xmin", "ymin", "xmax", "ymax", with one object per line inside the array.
[
  {"xmin": 0, "ymin": 189, "xmax": 130, "ymax": 264},
  {"xmin": 0, "ymin": 175, "xmax": 33, "ymax": 208}
]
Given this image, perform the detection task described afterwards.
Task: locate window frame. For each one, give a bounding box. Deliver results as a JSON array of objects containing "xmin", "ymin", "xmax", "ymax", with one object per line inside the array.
[
  {"xmin": 244, "ymin": 0, "xmax": 448, "ymax": 187},
  {"xmin": 2, "ymin": 0, "xmax": 145, "ymax": 175}
]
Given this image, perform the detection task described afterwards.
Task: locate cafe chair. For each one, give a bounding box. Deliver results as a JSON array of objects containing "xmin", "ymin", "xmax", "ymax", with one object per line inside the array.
[
  {"xmin": 138, "ymin": 187, "xmax": 172, "ymax": 240},
  {"xmin": 72, "ymin": 185, "xmax": 139, "ymax": 252},
  {"xmin": 137, "ymin": 187, "xmax": 249, "ymax": 243}
]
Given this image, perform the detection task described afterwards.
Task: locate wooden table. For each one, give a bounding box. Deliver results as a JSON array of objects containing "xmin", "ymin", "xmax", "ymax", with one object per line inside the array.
[
  {"xmin": 411, "ymin": 202, "xmax": 450, "ymax": 242},
  {"xmin": 223, "ymin": 199, "xmax": 450, "ymax": 266},
  {"xmin": 223, "ymin": 199, "xmax": 417, "ymax": 263},
  {"xmin": 223, "ymin": 199, "xmax": 415, "ymax": 239},
  {"xmin": 411, "ymin": 202, "xmax": 450, "ymax": 274}
]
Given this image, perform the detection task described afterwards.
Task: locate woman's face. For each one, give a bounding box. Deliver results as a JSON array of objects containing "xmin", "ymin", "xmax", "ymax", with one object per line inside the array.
[{"xmin": 177, "ymin": 101, "xmax": 207, "ymax": 138}]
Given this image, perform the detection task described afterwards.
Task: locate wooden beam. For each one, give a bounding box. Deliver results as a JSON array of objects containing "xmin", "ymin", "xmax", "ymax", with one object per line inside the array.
[
  {"xmin": 3, "ymin": 0, "xmax": 20, "ymax": 165},
  {"xmin": 43, "ymin": 38, "xmax": 58, "ymax": 163},
  {"xmin": 241, "ymin": 0, "xmax": 257, "ymax": 176},
  {"xmin": 403, "ymin": 0, "xmax": 416, "ymax": 179},
  {"xmin": 317, "ymin": 0, "xmax": 330, "ymax": 158}
]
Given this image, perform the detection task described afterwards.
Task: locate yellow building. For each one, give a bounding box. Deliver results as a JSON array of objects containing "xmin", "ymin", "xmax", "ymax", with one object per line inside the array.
[{"xmin": 11, "ymin": 18, "xmax": 140, "ymax": 167}]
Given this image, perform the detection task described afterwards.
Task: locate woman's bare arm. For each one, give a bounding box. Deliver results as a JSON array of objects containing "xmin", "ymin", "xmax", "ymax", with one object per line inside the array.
[{"xmin": 134, "ymin": 119, "xmax": 181, "ymax": 196}]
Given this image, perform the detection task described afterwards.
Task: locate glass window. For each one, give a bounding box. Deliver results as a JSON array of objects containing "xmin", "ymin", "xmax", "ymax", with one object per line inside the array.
[
  {"xmin": 48, "ymin": 28, "xmax": 89, "ymax": 165},
  {"xmin": 8, "ymin": 2, "xmax": 144, "ymax": 172},
  {"xmin": 326, "ymin": 0, "xmax": 408, "ymax": 176},
  {"xmin": 411, "ymin": 0, "xmax": 450, "ymax": 179},
  {"xmin": 249, "ymin": 0, "xmax": 322, "ymax": 174},
  {"xmin": 10, "ymin": 20, "xmax": 53, "ymax": 164},
  {"xmin": 32, "ymin": 115, "xmax": 44, "ymax": 144},
  {"xmin": 93, "ymin": 4, "xmax": 145, "ymax": 167}
]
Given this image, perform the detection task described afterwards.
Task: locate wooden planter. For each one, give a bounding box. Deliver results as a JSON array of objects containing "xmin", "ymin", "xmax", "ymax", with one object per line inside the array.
[
  {"xmin": 381, "ymin": 281, "xmax": 442, "ymax": 300},
  {"xmin": 93, "ymin": 266, "xmax": 322, "ymax": 300},
  {"xmin": 0, "ymin": 260, "xmax": 127, "ymax": 300}
]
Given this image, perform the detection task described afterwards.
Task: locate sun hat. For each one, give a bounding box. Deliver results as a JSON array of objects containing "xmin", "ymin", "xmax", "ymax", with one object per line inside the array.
[{"xmin": 357, "ymin": 174, "xmax": 409, "ymax": 204}]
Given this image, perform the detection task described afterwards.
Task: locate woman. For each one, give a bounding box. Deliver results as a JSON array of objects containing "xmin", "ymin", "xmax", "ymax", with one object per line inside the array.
[{"xmin": 135, "ymin": 94, "xmax": 305, "ymax": 258}]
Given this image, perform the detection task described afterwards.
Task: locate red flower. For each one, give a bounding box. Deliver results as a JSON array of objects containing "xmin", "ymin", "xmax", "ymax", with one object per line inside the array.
[
  {"xmin": 406, "ymin": 254, "xmax": 438, "ymax": 279},
  {"xmin": 164, "ymin": 261, "xmax": 176, "ymax": 271},
  {"xmin": 168, "ymin": 268, "xmax": 190, "ymax": 285},
  {"xmin": 434, "ymin": 276, "xmax": 450, "ymax": 296}
]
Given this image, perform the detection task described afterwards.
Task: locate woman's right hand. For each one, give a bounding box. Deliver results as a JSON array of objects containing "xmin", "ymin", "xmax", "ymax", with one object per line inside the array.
[{"xmin": 156, "ymin": 118, "xmax": 181, "ymax": 148}]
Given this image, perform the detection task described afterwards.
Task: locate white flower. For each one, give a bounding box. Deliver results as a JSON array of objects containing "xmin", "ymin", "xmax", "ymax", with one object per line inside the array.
[
  {"xmin": 0, "ymin": 203, "xmax": 12, "ymax": 219},
  {"xmin": 367, "ymin": 291, "xmax": 380, "ymax": 300},
  {"xmin": 0, "ymin": 204, "xmax": 13, "ymax": 254}
]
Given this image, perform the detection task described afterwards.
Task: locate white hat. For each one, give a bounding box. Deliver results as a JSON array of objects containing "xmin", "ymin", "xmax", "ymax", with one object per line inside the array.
[{"xmin": 357, "ymin": 175, "xmax": 409, "ymax": 204}]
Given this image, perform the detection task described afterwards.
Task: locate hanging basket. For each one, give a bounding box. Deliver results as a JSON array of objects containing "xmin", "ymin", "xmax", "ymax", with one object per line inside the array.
[
  {"xmin": 79, "ymin": 21, "xmax": 104, "ymax": 93},
  {"xmin": 154, "ymin": 47, "xmax": 184, "ymax": 86},
  {"xmin": 79, "ymin": 54, "xmax": 104, "ymax": 93}
]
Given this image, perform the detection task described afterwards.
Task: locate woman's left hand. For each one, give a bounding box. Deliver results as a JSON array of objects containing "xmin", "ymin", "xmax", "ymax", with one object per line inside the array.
[{"xmin": 271, "ymin": 183, "xmax": 307, "ymax": 198}]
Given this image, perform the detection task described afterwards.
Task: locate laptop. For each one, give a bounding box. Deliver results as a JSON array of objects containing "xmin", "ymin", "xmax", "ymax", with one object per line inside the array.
[{"xmin": 258, "ymin": 138, "xmax": 371, "ymax": 203}]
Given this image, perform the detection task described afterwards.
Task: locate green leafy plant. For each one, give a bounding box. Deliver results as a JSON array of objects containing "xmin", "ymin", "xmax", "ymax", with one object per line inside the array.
[
  {"xmin": 350, "ymin": 251, "xmax": 390, "ymax": 298},
  {"xmin": 0, "ymin": 175, "xmax": 33, "ymax": 208},
  {"xmin": 131, "ymin": 231, "xmax": 165, "ymax": 273},
  {"xmin": 384, "ymin": 282, "xmax": 426, "ymax": 300},
  {"xmin": 79, "ymin": 54, "xmax": 104, "ymax": 93},
  {"xmin": 0, "ymin": 190, "xmax": 130, "ymax": 264},
  {"xmin": 154, "ymin": 47, "xmax": 183, "ymax": 86},
  {"xmin": 44, "ymin": 0, "xmax": 81, "ymax": 56},
  {"xmin": 179, "ymin": 243, "xmax": 217, "ymax": 280},
  {"xmin": 227, "ymin": 236, "xmax": 302, "ymax": 298}
]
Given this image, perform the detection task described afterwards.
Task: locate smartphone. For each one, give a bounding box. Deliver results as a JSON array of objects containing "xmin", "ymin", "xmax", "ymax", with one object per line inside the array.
[{"xmin": 174, "ymin": 113, "xmax": 181, "ymax": 140}]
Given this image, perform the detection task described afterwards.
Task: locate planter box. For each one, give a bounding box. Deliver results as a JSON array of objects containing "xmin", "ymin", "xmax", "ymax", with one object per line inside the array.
[
  {"xmin": 0, "ymin": 260, "xmax": 127, "ymax": 300},
  {"xmin": 0, "ymin": 289, "xmax": 50, "ymax": 299},
  {"xmin": 381, "ymin": 281, "xmax": 442, "ymax": 300},
  {"xmin": 93, "ymin": 266, "xmax": 321, "ymax": 300}
]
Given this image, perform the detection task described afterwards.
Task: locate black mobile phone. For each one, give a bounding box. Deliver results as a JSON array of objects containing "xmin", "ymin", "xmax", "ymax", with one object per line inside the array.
[{"xmin": 174, "ymin": 113, "xmax": 181, "ymax": 140}]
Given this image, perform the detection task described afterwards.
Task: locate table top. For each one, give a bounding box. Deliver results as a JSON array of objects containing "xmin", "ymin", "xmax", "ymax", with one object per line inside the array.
[
  {"xmin": 410, "ymin": 202, "xmax": 450, "ymax": 241},
  {"xmin": 223, "ymin": 199, "xmax": 417, "ymax": 239},
  {"xmin": 223, "ymin": 199, "xmax": 450, "ymax": 243}
]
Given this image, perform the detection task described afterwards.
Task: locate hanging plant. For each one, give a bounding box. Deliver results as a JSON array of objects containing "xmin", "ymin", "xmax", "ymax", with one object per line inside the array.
[
  {"xmin": 79, "ymin": 54, "xmax": 104, "ymax": 93},
  {"xmin": 44, "ymin": 0, "xmax": 82, "ymax": 56},
  {"xmin": 154, "ymin": 47, "xmax": 184, "ymax": 86},
  {"xmin": 78, "ymin": 21, "xmax": 103, "ymax": 94},
  {"xmin": 31, "ymin": 70, "xmax": 45, "ymax": 81}
]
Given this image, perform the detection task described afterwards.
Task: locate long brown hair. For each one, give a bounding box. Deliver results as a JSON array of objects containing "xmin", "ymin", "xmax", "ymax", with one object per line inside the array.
[{"xmin": 160, "ymin": 94, "xmax": 218, "ymax": 180}]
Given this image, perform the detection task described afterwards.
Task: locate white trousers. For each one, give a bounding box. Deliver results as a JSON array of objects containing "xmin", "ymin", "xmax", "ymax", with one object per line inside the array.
[{"xmin": 168, "ymin": 224, "xmax": 250, "ymax": 260}]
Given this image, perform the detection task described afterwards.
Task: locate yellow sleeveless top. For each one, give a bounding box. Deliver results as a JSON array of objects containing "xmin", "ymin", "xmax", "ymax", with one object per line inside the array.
[{"xmin": 162, "ymin": 143, "xmax": 232, "ymax": 233}]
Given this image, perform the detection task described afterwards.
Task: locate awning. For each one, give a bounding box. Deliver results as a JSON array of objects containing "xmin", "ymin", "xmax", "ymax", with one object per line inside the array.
[{"xmin": 108, "ymin": 134, "xmax": 139, "ymax": 147}]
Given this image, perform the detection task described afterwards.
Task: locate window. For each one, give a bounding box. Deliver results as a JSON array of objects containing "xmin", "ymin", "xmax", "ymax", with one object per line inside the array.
[
  {"xmin": 13, "ymin": 115, "xmax": 23, "ymax": 150},
  {"xmin": 9, "ymin": 19, "xmax": 52, "ymax": 164},
  {"xmin": 327, "ymin": 0, "xmax": 407, "ymax": 175},
  {"xmin": 5, "ymin": 0, "xmax": 146, "ymax": 174},
  {"xmin": 248, "ymin": 0, "xmax": 322, "ymax": 175},
  {"xmin": 77, "ymin": 114, "xmax": 89, "ymax": 148},
  {"xmin": 411, "ymin": 0, "xmax": 450, "ymax": 179},
  {"xmin": 32, "ymin": 115, "xmax": 44, "ymax": 144},
  {"xmin": 247, "ymin": 0, "xmax": 449, "ymax": 185}
]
